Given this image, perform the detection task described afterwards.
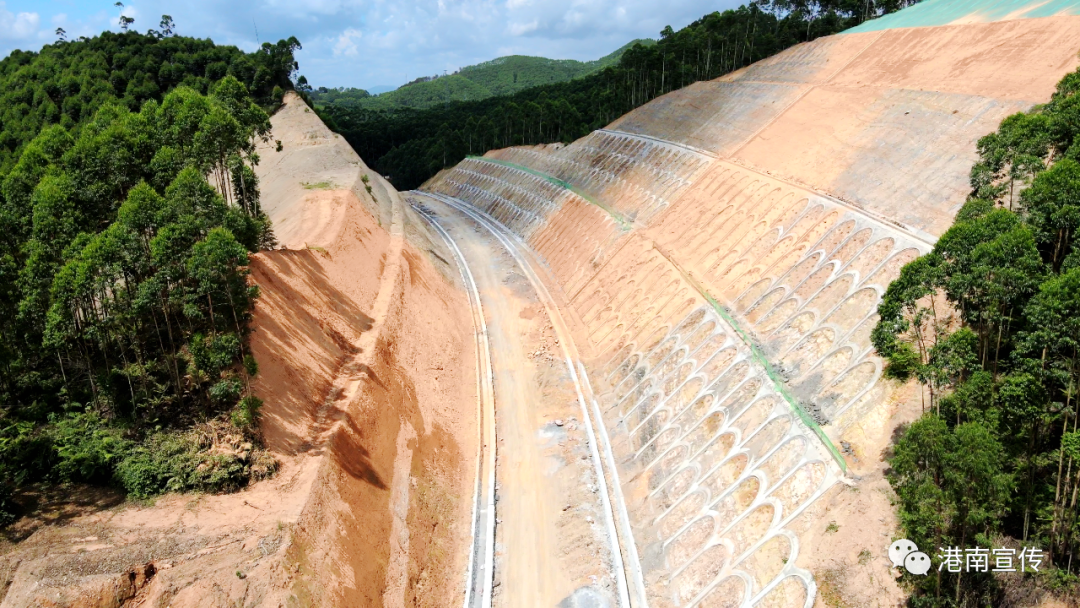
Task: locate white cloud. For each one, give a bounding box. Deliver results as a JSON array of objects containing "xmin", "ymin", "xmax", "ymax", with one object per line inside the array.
[
  {"xmin": 508, "ymin": 18, "xmax": 539, "ymax": 35},
  {"xmin": 262, "ymin": 0, "xmax": 366, "ymax": 17},
  {"xmin": 333, "ymin": 27, "xmax": 363, "ymax": 56},
  {"xmin": 0, "ymin": 2, "xmax": 38, "ymax": 41}
]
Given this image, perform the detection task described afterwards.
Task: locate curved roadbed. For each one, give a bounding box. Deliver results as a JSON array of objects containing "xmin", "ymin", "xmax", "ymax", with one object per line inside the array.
[
  {"xmin": 411, "ymin": 192, "xmax": 645, "ymax": 608},
  {"xmin": 410, "ymin": 203, "xmax": 498, "ymax": 608}
]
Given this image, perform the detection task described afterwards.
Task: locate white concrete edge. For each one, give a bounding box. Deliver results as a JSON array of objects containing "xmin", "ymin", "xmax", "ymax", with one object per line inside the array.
[
  {"xmin": 409, "ymin": 200, "xmax": 497, "ymax": 608},
  {"xmin": 428, "ymin": 191, "xmax": 643, "ymax": 608}
]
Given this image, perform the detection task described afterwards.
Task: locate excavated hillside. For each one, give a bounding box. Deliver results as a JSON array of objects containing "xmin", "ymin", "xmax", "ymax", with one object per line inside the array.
[
  {"xmin": 411, "ymin": 2, "xmax": 1080, "ymax": 607},
  {"xmin": 0, "ymin": 93, "xmax": 480, "ymax": 608}
]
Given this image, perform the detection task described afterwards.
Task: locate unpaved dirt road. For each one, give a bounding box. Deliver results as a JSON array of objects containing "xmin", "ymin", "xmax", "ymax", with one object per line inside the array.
[{"xmin": 413, "ymin": 194, "xmax": 623, "ymax": 608}]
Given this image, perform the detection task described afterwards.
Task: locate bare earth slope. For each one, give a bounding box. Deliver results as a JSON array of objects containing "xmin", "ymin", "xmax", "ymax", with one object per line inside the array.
[
  {"xmin": 0, "ymin": 93, "xmax": 477, "ymax": 608},
  {"xmin": 417, "ymin": 5, "xmax": 1080, "ymax": 607}
]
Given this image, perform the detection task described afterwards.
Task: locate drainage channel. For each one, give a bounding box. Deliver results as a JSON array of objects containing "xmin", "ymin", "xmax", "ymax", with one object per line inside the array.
[
  {"xmin": 418, "ymin": 190, "xmax": 646, "ymax": 608},
  {"xmin": 410, "ymin": 201, "xmax": 497, "ymax": 608}
]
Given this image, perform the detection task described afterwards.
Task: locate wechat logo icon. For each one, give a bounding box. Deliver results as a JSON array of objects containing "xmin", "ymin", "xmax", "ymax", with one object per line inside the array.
[{"xmin": 889, "ymin": 539, "xmax": 931, "ymax": 575}]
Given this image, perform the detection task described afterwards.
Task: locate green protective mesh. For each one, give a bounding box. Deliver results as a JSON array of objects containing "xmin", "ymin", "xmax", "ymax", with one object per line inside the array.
[
  {"xmin": 845, "ymin": 0, "xmax": 1080, "ymax": 33},
  {"xmin": 461, "ymin": 155, "xmax": 849, "ymax": 471}
]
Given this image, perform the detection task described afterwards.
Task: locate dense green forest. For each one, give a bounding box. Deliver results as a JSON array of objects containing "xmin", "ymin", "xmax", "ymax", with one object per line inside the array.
[
  {"xmin": 874, "ymin": 67, "xmax": 1080, "ymax": 603},
  {"xmin": 310, "ymin": 40, "xmax": 654, "ymax": 112},
  {"xmin": 0, "ymin": 26, "xmax": 303, "ymax": 518},
  {"xmin": 309, "ymin": 86, "xmax": 372, "ymax": 107},
  {"xmin": 456, "ymin": 41, "xmax": 650, "ymax": 96},
  {"xmin": 0, "ymin": 28, "xmax": 301, "ymax": 171},
  {"xmin": 316, "ymin": 0, "xmax": 921, "ymax": 190}
]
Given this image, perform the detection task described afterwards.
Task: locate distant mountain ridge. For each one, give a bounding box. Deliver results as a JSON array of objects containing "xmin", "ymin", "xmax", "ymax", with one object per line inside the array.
[{"xmin": 311, "ymin": 39, "xmax": 655, "ymax": 111}]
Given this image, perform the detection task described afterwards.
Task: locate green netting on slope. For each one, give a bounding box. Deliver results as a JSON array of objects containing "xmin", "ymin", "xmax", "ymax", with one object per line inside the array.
[
  {"xmin": 462, "ymin": 156, "xmax": 849, "ymax": 472},
  {"xmin": 467, "ymin": 156, "xmax": 633, "ymax": 230},
  {"xmin": 672, "ymin": 267, "xmax": 848, "ymax": 472},
  {"xmin": 844, "ymin": 0, "xmax": 1080, "ymax": 33}
]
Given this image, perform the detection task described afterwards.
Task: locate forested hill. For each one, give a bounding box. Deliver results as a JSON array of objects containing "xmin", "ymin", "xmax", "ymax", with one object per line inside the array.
[
  {"xmin": 316, "ymin": 0, "xmax": 922, "ymax": 190},
  {"xmin": 0, "ymin": 30, "xmax": 301, "ymax": 172},
  {"xmin": 0, "ymin": 27, "xmax": 303, "ymax": 518},
  {"xmin": 458, "ymin": 39, "xmax": 654, "ymax": 97},
  {"xmin": 309, "ymin": 39, "xmax": 655, "ymax": 112}
]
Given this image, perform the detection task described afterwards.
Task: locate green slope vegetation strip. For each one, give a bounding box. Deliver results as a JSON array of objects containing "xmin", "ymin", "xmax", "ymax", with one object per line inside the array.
[
  {"xmin": 467, "ymin": 156, "xmax": 632, "ymax": 230},
  {"xmin": 679, "ymin": 271, "xmax": 848, "ymax": 471},
  {"xmin": 455, "ymin": 156, "xmax": 847, "ymax": 470},
  {"xmin": 0, "ymin": 28, "xmax": 303, "ymax": 519},
  {"xmin": 845, "ymin": 0, "xmax": 1080, "ymax": 32}
]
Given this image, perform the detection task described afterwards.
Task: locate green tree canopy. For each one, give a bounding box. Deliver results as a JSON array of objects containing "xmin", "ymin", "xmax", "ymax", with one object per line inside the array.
[
  {"xmin": 877, "ymin": 62, "xmax": 1080, "ymax": 603},
  {"xmin": 0, "ymin": 27, "xmax": 297, "ymax": 514}
]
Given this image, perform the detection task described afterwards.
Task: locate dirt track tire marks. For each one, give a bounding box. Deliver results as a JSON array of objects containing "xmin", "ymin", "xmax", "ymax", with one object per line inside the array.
[{"xmin": 417, "ymin": 191, "xmax": 645, "ymax": 608}]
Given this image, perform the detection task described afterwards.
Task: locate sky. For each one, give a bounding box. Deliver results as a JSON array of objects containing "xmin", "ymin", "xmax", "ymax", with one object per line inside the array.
[{"xmin": 0, "ymin": 0, "xmax": 741, "ymax": 91}]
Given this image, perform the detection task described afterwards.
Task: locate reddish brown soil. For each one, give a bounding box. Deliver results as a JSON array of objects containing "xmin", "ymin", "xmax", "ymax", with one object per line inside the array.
[
  {"xmin": 274, "ymin": 193, "xmax": 477, "ymax": 607},
  {"xmin": 0, "ymin": 94, "xmax": 477, "ymax": 608}
]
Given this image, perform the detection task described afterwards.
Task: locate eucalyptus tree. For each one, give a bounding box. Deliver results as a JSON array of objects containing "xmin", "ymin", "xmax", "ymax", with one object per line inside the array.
[
  {"xmin": 877, "ymin": 61, "xmax": 1080, "ymax": 598},
  {"xmin": 0, "ymin": 28, "xmax": 300, "ymax": 511}
]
